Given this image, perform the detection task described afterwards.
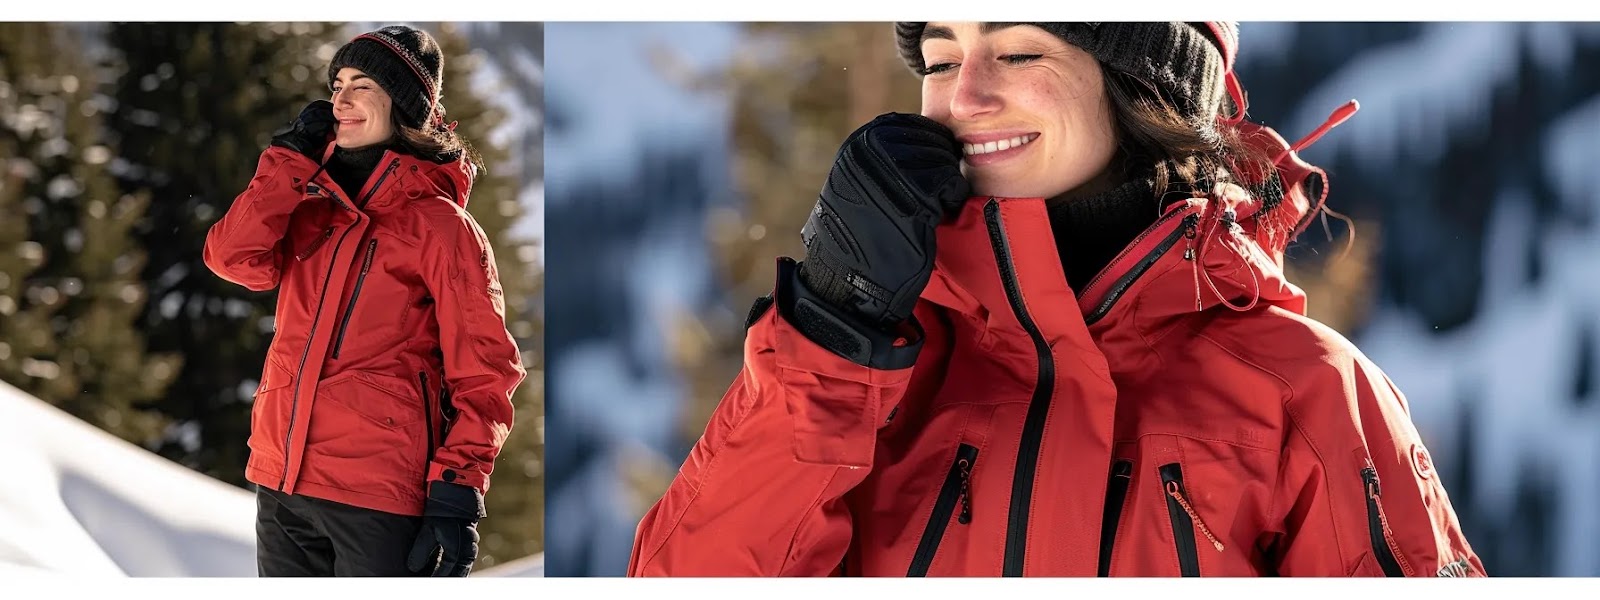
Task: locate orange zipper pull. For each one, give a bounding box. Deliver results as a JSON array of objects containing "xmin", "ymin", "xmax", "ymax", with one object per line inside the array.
[
  {"xmin": 957, "ymin": 458, "xmax": 973, "ymax": 524},
  {"xmin": 1166, "ymin": 481, "xmax": 1225, "ymax": 552}
]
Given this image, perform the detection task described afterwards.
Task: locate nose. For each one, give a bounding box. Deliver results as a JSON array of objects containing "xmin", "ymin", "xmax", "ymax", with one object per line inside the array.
[
  {"xmin": 332, "ymin": 88, "xmax": 353, "ymax": 110},
  {"xmin": 949, "ymin": 58, "xmax": 1003, "ymax": 122}
]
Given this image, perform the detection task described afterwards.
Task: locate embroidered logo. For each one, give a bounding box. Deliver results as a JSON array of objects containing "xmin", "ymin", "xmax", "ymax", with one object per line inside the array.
[{"xmin": 1412, "ymin": 443, "xmax": 1435, "ymax": 480}]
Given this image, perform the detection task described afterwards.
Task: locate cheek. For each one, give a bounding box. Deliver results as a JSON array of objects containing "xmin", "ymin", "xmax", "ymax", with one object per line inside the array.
[{"xmin": 919, "ymin": 83, "xmax": 951, "ymax": 121}]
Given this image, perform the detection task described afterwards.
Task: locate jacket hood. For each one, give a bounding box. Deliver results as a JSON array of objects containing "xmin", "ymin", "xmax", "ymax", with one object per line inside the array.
[{"xmin": 400, "ymin": 151, "xmax": 476, "ymax": 209}]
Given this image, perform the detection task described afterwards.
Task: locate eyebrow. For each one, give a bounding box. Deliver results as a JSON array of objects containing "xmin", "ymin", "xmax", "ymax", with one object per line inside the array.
[
  {"xmin": 920, "ymin": 22, "xmax": 1025, "ymax": 43},
  {"xmin": 333, "ymin": 74, "xmax": 374, "ymax": 85}
]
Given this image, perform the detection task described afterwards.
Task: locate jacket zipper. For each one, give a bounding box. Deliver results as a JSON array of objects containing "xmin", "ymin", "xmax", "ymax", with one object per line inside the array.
[
  {"xmin": 421, "ymin": 371, "xmax": 435, "ymax": 481},
  {"xmin": 295, "ymin": 227, "xmax": 333, "ymax": 261},
  {"xmin": 280, "ymin": 180, "xmax": 359, "ymax": 489},
  {"xmin": 329, "ymin": 239, "xmax": 378, "ymax": 360},
  {"xmin": 1363, "ymin": 466, "xmax": 1407, "ymax": 576},
  {"xmin": 983, "ymin": 199, "xmax": 1055, "ymax": 577},
  {"xmin": 1084, "ymin": 212, "xmax": 1200, "ymax": 325},
  {"xmin": 356, "ymin": 159, "xmax": 401, "ymax": 210},
  {"xmin": 1097, "ymin": 460, "xmax": 1134, "ymax": 577},
  {"xmin": 907, "ymin": 443, "xmax": 978, "ymax": 577},
  {"xmin": 327, "ymin": 159, "xmax": 399, "ymax": 361},
  {"xmin": 1160, "ymin": 463, "xmax": 1223, "ymax": 576}
]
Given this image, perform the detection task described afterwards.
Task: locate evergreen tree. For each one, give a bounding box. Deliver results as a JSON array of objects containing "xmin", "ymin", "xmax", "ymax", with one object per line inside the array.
[{"xmin": 0, "ymin": 22, "xmax": 174, "ymax": 443}]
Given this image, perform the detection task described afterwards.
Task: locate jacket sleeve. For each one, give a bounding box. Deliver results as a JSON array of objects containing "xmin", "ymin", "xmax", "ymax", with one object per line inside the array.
[
  {"xmin": 419, "ymin": 204, "xmax": 526, "ymax": 498},
  {"xmin": 1272, "ymin": 352, "xmax": 1485, "ymax": 577},
  {"xmin": 627, "ymin": 258, "xmax": 936, "ymax": 576},
  {"xmin": 202, "ymin": 146, "xmax": 319, "ymax": 291}
]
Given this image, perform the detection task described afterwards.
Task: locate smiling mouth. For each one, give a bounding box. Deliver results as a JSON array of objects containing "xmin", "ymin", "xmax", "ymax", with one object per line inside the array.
[{"xmin": 963, "ymin": 133, "xmax": 1038, "ymax": 157}]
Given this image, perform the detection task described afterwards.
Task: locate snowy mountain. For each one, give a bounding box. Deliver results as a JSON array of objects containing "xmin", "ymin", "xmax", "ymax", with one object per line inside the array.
[{"xmin": 0, "ymin": 379, "xmax": 541, "ymax": 577}]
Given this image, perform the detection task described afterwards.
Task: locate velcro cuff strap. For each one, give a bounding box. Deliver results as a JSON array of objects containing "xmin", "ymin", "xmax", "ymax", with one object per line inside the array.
[
  {"xmin": 775, "ymin": 258, "xmax": 922, "ymax": 370},
  {"xmin": 426, "ymin": 481, "xmax": 486, "ymax": 521}
]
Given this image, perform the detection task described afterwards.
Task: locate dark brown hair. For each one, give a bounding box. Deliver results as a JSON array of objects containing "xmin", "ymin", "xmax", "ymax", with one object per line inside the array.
[
  {"xmin": 1101, "ymin": 69, "xmax": 1275, "ymax": 208},
  {"xmin": 390, "ymin": 107, "xmax": 485, "ymax": 177}
]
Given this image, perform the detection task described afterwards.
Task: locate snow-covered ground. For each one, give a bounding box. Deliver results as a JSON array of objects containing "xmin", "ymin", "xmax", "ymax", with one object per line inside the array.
[{"xmin": 0, "ymin": 379, "xmax": 541, "ymax": 577}]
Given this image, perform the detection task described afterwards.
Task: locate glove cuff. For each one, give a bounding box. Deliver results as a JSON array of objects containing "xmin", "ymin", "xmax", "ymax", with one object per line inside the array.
[
  {"xmin": 776, "ymin": 257, "xmax": 923, "ymax": 370},
  {"xmin": 425, "ymin": 481, "xmax": 486, "ymax": 521}
]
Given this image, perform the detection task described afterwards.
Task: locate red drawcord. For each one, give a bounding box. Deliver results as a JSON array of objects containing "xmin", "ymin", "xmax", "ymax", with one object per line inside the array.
[
  {"xmin": 1277, "ymin": 99, "xmax": 1361, "ymax": 164},
  {"xmin": 1166, "ymin": 481, "xmax": 1225, "ymax": 552},
  {"xmin": 1192, "ymin": 207, "xmax": 1261, "ymax": 313}
]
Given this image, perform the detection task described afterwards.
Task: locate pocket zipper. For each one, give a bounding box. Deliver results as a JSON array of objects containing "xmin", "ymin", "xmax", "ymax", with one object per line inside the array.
[
  {"xmin": 329, "ymin": 239, "xmax": 378, "ymax": 360},
  {"xmin": 906, "ymin": 443, "xmax": 978, "ymax": 576},
  {"xmin": 1362, "ymin": 465, "xmax": 1408, "ymax": 576},
  {"xmin": 1160, "ymin": 463, "xmax": 1222, "ymax": 577},
  {"xmin": 296, "ymin": 227, "xmax": 334, "ymax": 261}
]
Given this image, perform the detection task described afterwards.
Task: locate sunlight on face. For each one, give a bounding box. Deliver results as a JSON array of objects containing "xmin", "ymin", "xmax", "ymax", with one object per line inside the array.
[
  {"xmin": 330, "ymin": 67, "xmax": 395, "ymax": 150},
  {"xmin": 918, "ymin": 23, "xmax": 1118, "ymax": 200}
]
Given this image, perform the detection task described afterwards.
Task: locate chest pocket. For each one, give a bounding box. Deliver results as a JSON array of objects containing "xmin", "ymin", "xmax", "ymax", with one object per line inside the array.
[{"xmin": 1098, "ymin": 435, "xmax": 1276, "ymax": 577}]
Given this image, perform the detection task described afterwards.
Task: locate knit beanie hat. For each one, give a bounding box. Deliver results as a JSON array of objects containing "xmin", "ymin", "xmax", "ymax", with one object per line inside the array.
[
  {"xmin": 894, "ymin": 22, "xmax": 1239, "ymax": 130},
  {"xmin": 327, "ymin": 25, "xmax": 445, "ymax": 130}
]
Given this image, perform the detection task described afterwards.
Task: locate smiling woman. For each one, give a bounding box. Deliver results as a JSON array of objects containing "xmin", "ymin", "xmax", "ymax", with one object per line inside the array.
[{"xmin": 201, "ymin": 24, "xmax": 525, "ymax": 578}]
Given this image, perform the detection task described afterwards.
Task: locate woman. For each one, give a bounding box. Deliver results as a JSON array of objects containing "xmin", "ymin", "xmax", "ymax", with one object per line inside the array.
[
  {"xmin": 203, "ymin": 25, "xmax": 525, "ymax": 577},
  {"xmin": 628, "ymin": 22, "xmax": 1484, "ymax": 577}
]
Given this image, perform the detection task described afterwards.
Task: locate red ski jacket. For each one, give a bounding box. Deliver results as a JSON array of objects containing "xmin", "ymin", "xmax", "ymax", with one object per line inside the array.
[
  {"xmin": 629, "ymin": 122, "xmax": 1483, "ymax": 577},
  {"xmin": 205, "ymin": 144, "xmax": 525, "ymax": 516}
]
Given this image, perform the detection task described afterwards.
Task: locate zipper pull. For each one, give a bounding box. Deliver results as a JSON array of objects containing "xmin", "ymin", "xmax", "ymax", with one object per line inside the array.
[
  {"xmin": 957, "ymin": 458, "xmax": 973, "ymax": 524},
  {"xmin": 1165, "ymin": 481, "xmax": 1225, "ymax": 552},
  {"xmin": 1363, "ymin": 466, "xmax": 1381, "ymax": 499}
]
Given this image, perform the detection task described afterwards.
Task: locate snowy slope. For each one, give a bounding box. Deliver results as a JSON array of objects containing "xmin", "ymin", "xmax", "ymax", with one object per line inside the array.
[
  {"xmin": 0, "ymin": 379, "xmax": 541, "ymax": 577},
  {"xmin": 0, "ymin": 379, "xmax": 257, "ymax": 576}
]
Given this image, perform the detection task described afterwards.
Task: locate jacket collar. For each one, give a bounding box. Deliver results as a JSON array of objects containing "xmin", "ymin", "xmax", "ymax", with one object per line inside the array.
[
  {"xmin": 921, "ymin": 119, "xmax": 1330, "ymax": 341},
  {"xmin": 316, "ymin": 144, "xmax": 475, "ymax": 210}
]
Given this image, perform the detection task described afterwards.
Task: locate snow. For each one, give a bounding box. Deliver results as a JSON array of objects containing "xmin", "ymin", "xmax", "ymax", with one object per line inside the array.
[{"xmin": 0, "ymin": 379, "xmax": 541, "ymax": 577}]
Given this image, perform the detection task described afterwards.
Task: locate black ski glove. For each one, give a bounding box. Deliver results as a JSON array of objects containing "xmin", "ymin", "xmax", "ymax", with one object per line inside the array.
[
  {"xmin": 270, "ymin": 100, "xmax": 336, "ymax": 161},
  {"xmin": 406, "ymin": 481, "xmax": 484, "ymax": 577},
  {"xmin": 784, "ymin": 112, "xmax": 970, "ymax": 369}
]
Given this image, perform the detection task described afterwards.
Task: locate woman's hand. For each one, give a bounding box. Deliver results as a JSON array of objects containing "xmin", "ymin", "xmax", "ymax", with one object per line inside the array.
[
  {"xmin": 270, "ymin": 100, "xmax": 336, "ymax": 161},
  {"xmin": 781, "ymin": 112, "xmax": 969, "ymax": 367}
]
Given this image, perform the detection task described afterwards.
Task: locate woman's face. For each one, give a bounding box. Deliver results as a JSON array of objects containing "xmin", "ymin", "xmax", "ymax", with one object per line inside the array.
[
  {"xmin": 331, "ymin": 67, "xmax": 395, "ymax": 150},
  {"xmin": 919, "ymin": 23, "xmax": 1118, "ymax": 200}
]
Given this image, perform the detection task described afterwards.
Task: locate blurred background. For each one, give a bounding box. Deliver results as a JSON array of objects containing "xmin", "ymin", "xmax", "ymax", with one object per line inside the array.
[
  {"xmin": 543, "ymin": 22, "xmax": 1600, "ymax": 577},
  {"xmin": 0, "ymin": 22, "xmax": 544, "ymax": 575}
]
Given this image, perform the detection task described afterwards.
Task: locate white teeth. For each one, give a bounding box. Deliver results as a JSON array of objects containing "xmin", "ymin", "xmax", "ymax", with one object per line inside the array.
[{"xmin": 964, "ymin": 133, "xmax": 1036, "ymax": 156}]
